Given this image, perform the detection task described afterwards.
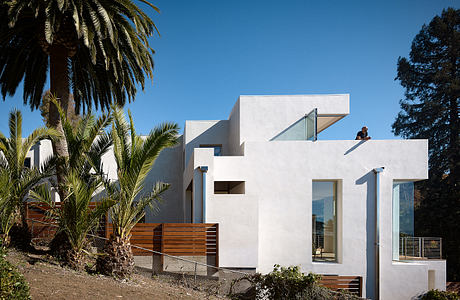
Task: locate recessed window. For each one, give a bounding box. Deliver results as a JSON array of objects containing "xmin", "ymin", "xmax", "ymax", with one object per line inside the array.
[
  {"xmin": 24, "ymin": 157, "xmax": 31, "ymax": 169},
  {"xmin": 392, "ymin": 181, "xmax": 414, "ymax": 260},
  {"xmin": 312, "ymin": 181, "xmax": 337, "ymax": 262},
  {"xmin": 214, "ymin": 181, "xmax": 245, "ymax": 194},
  {"xmin": 200, "ymin": 144, "xmax": 222, "ymax": 156}
]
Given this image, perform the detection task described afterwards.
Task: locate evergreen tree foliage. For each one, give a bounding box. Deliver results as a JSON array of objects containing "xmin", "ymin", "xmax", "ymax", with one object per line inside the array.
[{"xmin": 393, "ymin": 7, "xmax": 460, "ymax": 281}]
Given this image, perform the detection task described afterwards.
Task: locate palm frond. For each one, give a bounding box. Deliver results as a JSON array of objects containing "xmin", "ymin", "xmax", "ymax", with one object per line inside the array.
[
  {"xmin": 127, "ymin": 181, "xmax": 169, "ymax": 233},
  {"xmin": 1, "ymin": 0, "xmax": 160, "ymax": 112},
  {"xmin": 29, "ymin": 182, "xmax": 55, "ymax": 211},
  {"xmin": 109, "ymin": 106, "xmax": 178, "ymax": 239},
  {"xmin": 20, "ymin": 127, "xmax": 60, "ymax": 166},
  {"xmin": 0, "ymin": 108, "xmax": 57, "ymax": 242}
]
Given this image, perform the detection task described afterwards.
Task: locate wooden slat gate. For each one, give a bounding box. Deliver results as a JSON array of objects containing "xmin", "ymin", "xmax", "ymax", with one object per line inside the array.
[{"xmin": 319, "ymin": 275, "xmax": 362, "ymax": 297}]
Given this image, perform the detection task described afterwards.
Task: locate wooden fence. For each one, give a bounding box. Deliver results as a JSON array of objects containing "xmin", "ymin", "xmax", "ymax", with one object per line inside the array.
[
  {"xmin": 105, "ymin": 223, "xmax": 162, "ymax": 255},
  {"xmin": 319, "ymin": 275, "xmax": 362, "ymax": 297},
  {"xmin": 26, "ymin": 203, "xmax": 219, "ymax": 267},
  {"xmin": 105, "ymin": 223, "xmax": 219, "ymax": 264},
  {"xmin": 25, "ymin": 202, "xmax": 106, "ymax": 239}
]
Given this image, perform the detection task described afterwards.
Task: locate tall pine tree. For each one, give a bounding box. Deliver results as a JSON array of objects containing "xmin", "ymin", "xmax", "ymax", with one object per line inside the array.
[{"xmin": 393, "ymin": 8, "xmax": 459, "ymax": 281}]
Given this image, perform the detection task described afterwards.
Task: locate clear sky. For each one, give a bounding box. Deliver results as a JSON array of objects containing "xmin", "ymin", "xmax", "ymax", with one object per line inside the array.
[{"xmin": 0, "ymin": 0, "xmax": 458, "ymax": 140}]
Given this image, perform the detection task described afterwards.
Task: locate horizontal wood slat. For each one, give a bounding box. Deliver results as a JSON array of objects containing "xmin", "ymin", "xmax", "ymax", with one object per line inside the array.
[
  {"xmin": 26, "ymin": 203, "xmax": 219, "ymax": 266},
  {"xmin": 319, "ymin": 275, "xmax": 362, "ymax": 297},
  {"xmin": 106, "ymin": 223, "xmax": 218, "ymax": 260},
  {"xmin": 26, "ymin": 202, "xmax": 107, "ymax": 239}
]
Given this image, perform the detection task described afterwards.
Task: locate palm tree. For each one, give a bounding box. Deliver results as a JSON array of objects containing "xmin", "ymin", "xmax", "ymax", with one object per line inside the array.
[
  {"xmin": 29, "ymin": 99, "xmax": 114, "ymax": 268},
  {"xmin": 0, "ymin": 169, "xmax": 14, "ymax": 248},
  {"xmin": 0, "ymin": 109, "xmax": 59, "ymax": 246},
  {"xmin": 50, "ymin": 97, "xmax": 113, "ymax": 188},
  {"xmin": 96, "ymin": 106, "xmax": 178, "ymax": 278},
  {"xmin": 30, "ymin": 173, "xmax": 113, "ymax": 269},
  {"xmin": 0, "ymin": 0, "xmax": 160, "ymax": 200}
]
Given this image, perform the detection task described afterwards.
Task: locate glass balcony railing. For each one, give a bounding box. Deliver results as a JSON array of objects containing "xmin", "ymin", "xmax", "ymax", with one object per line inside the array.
[{"xmin": 272, "ymin": 108, "xmax": 317, "ymax": 141}]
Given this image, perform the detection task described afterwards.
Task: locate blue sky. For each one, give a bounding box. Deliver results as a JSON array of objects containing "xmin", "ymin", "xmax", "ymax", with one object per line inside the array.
[{"xmin": 0, "ymin": 0, "xmax": 458, "ymax": 140}]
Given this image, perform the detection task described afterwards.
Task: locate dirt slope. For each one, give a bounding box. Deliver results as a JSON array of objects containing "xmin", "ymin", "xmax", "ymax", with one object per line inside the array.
[{"xmin": 6, "ymin": 249, "xmax": 222, "ymax": 300}]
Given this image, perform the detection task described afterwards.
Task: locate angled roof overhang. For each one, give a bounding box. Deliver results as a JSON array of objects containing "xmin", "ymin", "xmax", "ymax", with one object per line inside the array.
[{"xmin": 317, "ymin": 114, "xmax": 346, "ymax": 134}]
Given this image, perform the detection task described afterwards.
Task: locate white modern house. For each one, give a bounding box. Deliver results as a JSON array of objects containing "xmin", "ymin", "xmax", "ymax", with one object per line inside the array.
[{"xmin": 28, "ymin": 94, "xmax": 446, "ymax": 300}]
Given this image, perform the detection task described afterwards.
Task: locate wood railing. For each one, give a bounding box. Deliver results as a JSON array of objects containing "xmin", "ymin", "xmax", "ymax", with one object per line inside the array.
[{"xmin": 319, "ymin": 275, "xmax": 362, "ymax": 297}]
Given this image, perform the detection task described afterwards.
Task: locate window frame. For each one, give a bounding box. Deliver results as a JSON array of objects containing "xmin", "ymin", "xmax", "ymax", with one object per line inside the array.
[{"xmin": 312, "ymin": 180, "xmax": 338, "ymax": 263}]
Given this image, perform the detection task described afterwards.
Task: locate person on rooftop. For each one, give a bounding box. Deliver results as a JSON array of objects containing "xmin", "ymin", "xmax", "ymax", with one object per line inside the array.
[{"xmin": 356, "ymin": 126, "xmax": 371, "ymax": 140}]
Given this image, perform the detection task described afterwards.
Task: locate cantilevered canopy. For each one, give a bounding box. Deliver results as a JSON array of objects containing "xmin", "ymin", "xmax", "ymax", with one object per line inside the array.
[{"xmin": 317, "ymin": 114, "xmax": 346, "ymax": 134}]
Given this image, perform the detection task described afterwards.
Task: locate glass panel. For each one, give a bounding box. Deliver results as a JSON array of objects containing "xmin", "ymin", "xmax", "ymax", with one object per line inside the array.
[
  {"xmin": 312, "ymin": 181, "xmax": 337, "ymax": 262},
  {"xmin": 213, "ymin": 146, "xmax": 222, "ymax": 156},
  {"xmin": 306, "ymin": 108, "xmax": 317, "ymax": 141},
  {"xmin": 272, "ymin": 117, "xmax": 307, "ymax": 140},
  {"xmin": 272, "ymin": 109, "xmax": 317, "ymax": 141},
  {"xmin": 392, "ymin": 181, "xmax": 414, "ymax": 260}
]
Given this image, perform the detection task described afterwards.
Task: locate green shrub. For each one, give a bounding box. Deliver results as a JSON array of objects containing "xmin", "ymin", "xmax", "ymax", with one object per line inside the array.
[
  {"xmin": 0, "ymin": 253, "xmax": 30, "ymax": 300},
  {"xmin": 422, "ymin": 289, "xmax": 459, "ymax": 300},
  {"xmin": 256, "ymin": 265, "xmax": 318, "ymax": 299},
  {"xmin": 229, "ymin": 265, "xmax": 359, "ymax": 300}
]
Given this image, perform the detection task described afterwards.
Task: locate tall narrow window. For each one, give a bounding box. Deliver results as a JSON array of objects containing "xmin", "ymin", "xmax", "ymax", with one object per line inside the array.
[
  {"xmin": 392, "ymin": 181, "xmax": 415, "ymax": 260},
  {"xmin": 312, "ymin": 181, "xmax": 337, "ymax": 262}
]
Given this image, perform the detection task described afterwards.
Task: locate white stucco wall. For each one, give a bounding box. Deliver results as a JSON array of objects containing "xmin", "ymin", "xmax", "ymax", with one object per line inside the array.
[
  {"xmin": 228, "ymin": 98, "xmax": 243, "ymax": 155},
  {"xmin": 238, "ymin": 94, "xmax": 349, "ymax": 143},
  {"xmin": 183, "ymin": 120, "xmax": 229, "ymax": 166}
]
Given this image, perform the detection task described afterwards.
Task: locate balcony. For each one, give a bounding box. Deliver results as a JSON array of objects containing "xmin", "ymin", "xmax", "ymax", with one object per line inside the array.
[{"xmin": 399, "ymin": 237, "xmax": 442, "ymax": 260}]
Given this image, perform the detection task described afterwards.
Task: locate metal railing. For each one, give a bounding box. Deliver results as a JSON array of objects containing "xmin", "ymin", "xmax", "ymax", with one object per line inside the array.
[{"xmin": 399, "ymin": 237, "xmax": 442, "ymax": 260}]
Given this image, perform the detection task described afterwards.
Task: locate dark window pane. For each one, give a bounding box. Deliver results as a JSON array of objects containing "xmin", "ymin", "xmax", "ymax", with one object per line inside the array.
[
  {"xmin": 24, "ymin": 157, "xmax": 31, "ymax": 168},
  {"xmin": 312, "ymin": 181, "xmax": 337, "ymax": 262}
]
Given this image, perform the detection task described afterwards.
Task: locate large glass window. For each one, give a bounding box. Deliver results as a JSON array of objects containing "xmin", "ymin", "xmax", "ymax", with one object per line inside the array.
[
  {"xmin": 392, "ymin": 181, "xmax": 415, "ymax": 260},
  {"xmin": 312, "ymin": 181, "xmax": 337, "ymax": 262}
]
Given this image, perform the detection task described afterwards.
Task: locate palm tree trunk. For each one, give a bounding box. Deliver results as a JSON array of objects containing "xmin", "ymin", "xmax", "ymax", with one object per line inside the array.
[
  {"xmin": 96, "ymin": 234, "xmax": 135, "ymax": 277},
  {"xmin": 49, "ymin": 45, "xmax": 70, "ymax": 201}
]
